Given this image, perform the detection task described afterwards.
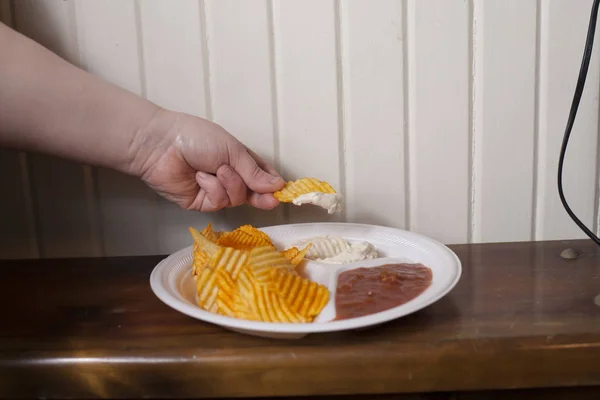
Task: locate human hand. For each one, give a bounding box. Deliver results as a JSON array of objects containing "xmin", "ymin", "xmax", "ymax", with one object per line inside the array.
[
  {"xmin": 0, "ymin": 21, "xmax": 283, "ymax": 209},
  {"xmin": 130, "ymin": 110, "xmax": 285, "ymax": 212}
]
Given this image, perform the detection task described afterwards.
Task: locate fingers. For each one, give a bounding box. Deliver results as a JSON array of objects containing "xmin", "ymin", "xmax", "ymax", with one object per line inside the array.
[
  {"xmin": 216, "ymin": 165, "xmax": 247, "ymax": 207},
  {"xmin": 247, "ymin": 191, "xmax": 280, "ymax": 210},
  {"xmin": 231, "ymin": 148, "xmax": 283, "ymax": 210},
  {"xmin": 229, "ymin": 147, "xmax": 285, "ymax": 194},
  {"xmin": 191, "ymin": 167, "xmax": 278, "ymax": 212},
  {"xmin": 192, "ymin": 171, "xmax": 229, "ymax": 212},
  {"xmin": 245, "ymin": 147, "xmax": 282, "ymax": 178}
]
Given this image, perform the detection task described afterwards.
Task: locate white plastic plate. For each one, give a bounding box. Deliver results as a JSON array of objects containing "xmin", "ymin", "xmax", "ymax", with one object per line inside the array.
[{"xmin": 149, "ymin": 222, "xmax": 462, "ymax": 339}]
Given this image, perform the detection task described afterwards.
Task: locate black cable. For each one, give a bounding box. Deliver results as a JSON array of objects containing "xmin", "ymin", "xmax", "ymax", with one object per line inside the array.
[{"xmin": 557, "ymin": 0, "xmax": 600, "ymax": 246}]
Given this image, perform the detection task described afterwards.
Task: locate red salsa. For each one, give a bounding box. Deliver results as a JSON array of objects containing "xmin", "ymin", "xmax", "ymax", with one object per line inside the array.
[{"xmin": 334, "ymin": 263, "xmax": 433, "ymax": 320}]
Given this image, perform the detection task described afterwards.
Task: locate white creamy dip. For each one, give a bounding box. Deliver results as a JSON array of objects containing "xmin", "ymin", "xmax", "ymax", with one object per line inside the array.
[
  {"xmin": 319, "ymin": 240, "xmax": 378, "ymax": 264},
  {"xmin": 291, "ymin": 235, "xmax": 378, "ymax": 264},
  {"xmin": 292, "ymin": 192, "xmax": 343, "ymax": 214}
]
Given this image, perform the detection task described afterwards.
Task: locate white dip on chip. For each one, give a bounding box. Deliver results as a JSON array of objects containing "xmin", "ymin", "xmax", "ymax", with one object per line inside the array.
[
  {"xmin": 292, "ymin": 192, "xmax": 343, "ymax": 214},
  {"xmin": 292, "ymin": 235, "xmax": 378, "ymax": 264}
]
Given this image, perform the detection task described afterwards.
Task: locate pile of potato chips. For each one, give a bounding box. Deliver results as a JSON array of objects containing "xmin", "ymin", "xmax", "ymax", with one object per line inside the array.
[{"xmin": 189, "ymin": 223, "xmax": 329, "ymax": 323}]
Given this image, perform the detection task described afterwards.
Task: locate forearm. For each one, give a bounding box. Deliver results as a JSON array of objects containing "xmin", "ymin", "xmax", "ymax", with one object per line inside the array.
[{"xmin": 0, "ymin": 22, "xmax": 161, "ymax": 176}]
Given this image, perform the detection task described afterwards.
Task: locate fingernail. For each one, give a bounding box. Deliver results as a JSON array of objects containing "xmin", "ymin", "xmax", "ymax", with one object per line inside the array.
[
  {"xmin": 221, "ymin": 165, "xmax": 235, "ymax": 178},
  {"xmin": 196, "ymin": 171, "xmax": 211, "ymax": 184},
  {"xmin": 270, "ymin": 176, "xmax": 283, "ymax": 184}
]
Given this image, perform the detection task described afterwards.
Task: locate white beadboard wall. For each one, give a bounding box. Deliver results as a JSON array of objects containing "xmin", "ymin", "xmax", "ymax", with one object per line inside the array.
[{"xmin": 1, "ymin": 0, "xmax": 600, "ymax": 259}]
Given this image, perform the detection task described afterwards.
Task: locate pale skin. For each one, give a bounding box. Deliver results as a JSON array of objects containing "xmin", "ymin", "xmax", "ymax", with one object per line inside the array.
[{"xmin": 0, "ymin": 22, "xmax": 285, "ymax": 212}]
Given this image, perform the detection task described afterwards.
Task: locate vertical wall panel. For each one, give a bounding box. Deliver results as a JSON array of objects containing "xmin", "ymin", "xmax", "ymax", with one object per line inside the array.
[
  {"xmin": 0, "ymin": 157, "xmax": 37, "ymax": 260},
  {"xmin": 272, "ymin": 0, "xmax": 344, "ymax": 224},
  {"xmin": 536, "ymin": 0, "xmax": 600, "ymax": 240},
  {"xmin": 205, "ymin": 0, "xmax": 284, "ymax": 229},
  {"xmin": 406, "ymin": 0, "xmax": 470, "ymax": 244},
  {"xmin": 0, "ymin": 3, "xmax": 39, "ymax": 259},
  {"xmin": 76, "ymin": 0, "xmax": 159, "ymax": 256},
  {"xmin": 472, "ymin": 0, "xmax": 537, "ymax": 243},
  {"xmin": 138, "ymin": 0, "xmax": 224, "ymax": 254},
  {"xmin": 0, "ymin": 0, "xmax": 11, "ymax": 23},
  {"xmin": 6, "ymin": 0, "xmax": 600, "ymax": 255},
  {"xmin": 341, "ymin": 0, "xmax": 406, "ymax": 228},
  {"xmin": 140, "ymin": 0, "xmax": 208, "ymax": 117},
  {"xmin": 12, "ymin": 0, "xmax": 100, "ymax": 258}
]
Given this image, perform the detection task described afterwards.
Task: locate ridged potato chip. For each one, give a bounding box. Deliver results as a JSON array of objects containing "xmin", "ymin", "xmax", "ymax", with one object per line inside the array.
[
  {"xmin": 192, "ymin": 225, "xmax": 252, "ymax": 279},
  {"xmin": 270, "ymin": 268, "xmax": 329, "ymax": 318},
  {"xmin": 201, "ymin": 223, "xmax": 221, "ymax": 242},
  {"xmin": 190, "ymin": 224, "xmax": 220, "ymax": 277},
  {"xmin": 194, "ymin": 266, "xmax": 218, "ymax": 312},
  {"xmin": 194, "ymin": 251, "xmax": 248, "ymax": 313},
  {"xmin": 190, "ymin": 228, "xmax": 210, "ymax": 276},
  {"xmin": 236, "ymin": 225, "xmax": 273, "ymax": 245},
  {"xmin": 235, "ymin": 267, "xmax": 309, "ymax": 323},
  {"xmin": 190, "ymin": 227, "xmax": 249, "ymax": 313},
  {"xmin": 188, "ymin": 223, "xmax": 329, "ymax": 323},
  {"xmin": 216, "ymin": 225, "xmax": 274, "ymax": 251},
  {"xmin": 247, "ymin": 246, "xmax": 297, "ymax": 283},
  {"xmin": 273, "ymin": 178, "xmax": 336, "ymax": 202},
  {"xmin": 215, "ymin": 271, "xmax": 236, "ymax": 318},
  {"xmin": 192, "ymin": 246, "xmax": 207, "ymax": 276},
  {"xmin": 189, "ymin": 227, "xmax": 220, "ymax": 258},
  {"xmin": 281, "ymin": 244, "xmax": 312, "ymax": 266}
]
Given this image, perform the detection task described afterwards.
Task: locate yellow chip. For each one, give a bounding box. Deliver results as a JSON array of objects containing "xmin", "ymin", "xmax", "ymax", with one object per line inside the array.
[
  {"xmin": 190, "ymin": 234, "xmax": 208, "ymax": 276},
  {"xmin": 235, "ymin": 266, "xmax": 308, "ymax": 323},
  {"xmin": 190, "ymin": 227, "xmax": 249, "ymax": 312},
  {"xmin": 190, "ymin": 226, "xmax": 221, "ymax": 276},
  {"xmin": 273, "ymin": 178, "xmax": 336, "ymax": 202},
  {"xmin": 247, "ymin": 246, "xmax": 296, "ymax": 283},
  {"xmin": 188, "ymin": 223, "xmax": 327, "ymax": 324},
  {"xmin": 192, "ymin": 226, "xmax": 250, "ymax": 279},
  {"xmin": 270, "ymin": 268, "xmax": 329, "ymax": 319},
  {"xmin": 194, "ymin": 266, "xmax": 218, "ymax": 312},
  {"xmin": 281, "ymin": 244, "xmax": 312, "ymax": 266},
  {"xmin": 201, "ymin": 222, "xmax": 221, "ymax": 242},
  {"xmin": 216, "ymin": 225, "xmax": 274, "ymax": 251},
  {"xmin": 192, "ymin": 246, "xmax": 207, "ymax": 276},
  {"xmin": 236, "ymin": 225, "xmax": 273, "ymax": 245},
  {"xmin": 215, "ymin": 270, "xmax": 237, "ymax": 318},
  {"xmin": 194, "ymin": 248, "xmax": 248, "ymax": 312},
  {"xmin": 189, "ymin": 227, "xmax": 220, "ymax": 259}
]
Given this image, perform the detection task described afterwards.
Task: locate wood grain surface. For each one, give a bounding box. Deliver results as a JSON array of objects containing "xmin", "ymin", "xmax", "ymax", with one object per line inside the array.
[{"xmin": 1, "ymin": 239, "xmax": 600, "ymax": 399}]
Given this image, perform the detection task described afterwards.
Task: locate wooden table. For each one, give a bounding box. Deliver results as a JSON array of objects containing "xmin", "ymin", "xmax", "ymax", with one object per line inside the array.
[{"xmin": 1, "ymin": 239, "xmax": 600, "ymax": 399}]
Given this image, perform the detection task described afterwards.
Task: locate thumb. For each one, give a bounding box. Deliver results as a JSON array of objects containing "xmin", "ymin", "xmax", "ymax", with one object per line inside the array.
[{"xmin": 230, "ymin": 148, "xmax": 284, "ymax": 193}]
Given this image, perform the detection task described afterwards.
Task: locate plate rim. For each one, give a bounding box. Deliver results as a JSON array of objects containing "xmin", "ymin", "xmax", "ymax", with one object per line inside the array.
[{"xmin": 149, "ymin": 222, "xmax": 462, "ymax": 334}]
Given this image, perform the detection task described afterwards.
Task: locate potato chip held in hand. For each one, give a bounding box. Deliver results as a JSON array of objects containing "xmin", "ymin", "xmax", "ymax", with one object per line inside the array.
[
  {"xmin": 274, "ymin": 178, "xmax": 336, "ymax": 201},
  {"xmin": 274, "ymin": 177, "xmax": 343, "ymax": 214}
]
